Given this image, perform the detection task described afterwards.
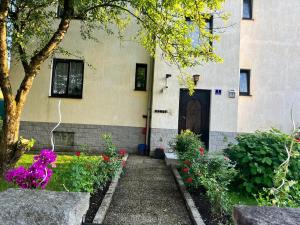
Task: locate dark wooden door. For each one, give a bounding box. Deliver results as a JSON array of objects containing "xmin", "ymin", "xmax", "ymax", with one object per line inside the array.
[{"xmin": 178, "ymin": 89, "xmax": 211, "ymax": 148}]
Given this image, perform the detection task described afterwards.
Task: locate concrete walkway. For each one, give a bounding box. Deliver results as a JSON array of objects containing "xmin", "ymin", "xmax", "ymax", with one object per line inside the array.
[{"xmin": 103, "ymin": 155, "xmax": 192, "ymax": 225}]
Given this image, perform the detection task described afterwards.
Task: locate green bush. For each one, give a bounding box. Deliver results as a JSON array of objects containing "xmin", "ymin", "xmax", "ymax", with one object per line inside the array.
[
  {"xmin": 171, "ymin": 130, "xmax": 204, "ymax": 161},
  {"xmin": 173, "ymin": 130, "xmax": 236, "ymax": 220},
  {"xmin": 225, "ymin": 129, "xmax": 300, "ymax": 194}
]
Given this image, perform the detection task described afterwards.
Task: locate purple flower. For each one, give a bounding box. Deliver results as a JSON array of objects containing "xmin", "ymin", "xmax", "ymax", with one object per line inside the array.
[{"xmin": 5, "ymin": 150, "xmax": 57, "ymax": 189}]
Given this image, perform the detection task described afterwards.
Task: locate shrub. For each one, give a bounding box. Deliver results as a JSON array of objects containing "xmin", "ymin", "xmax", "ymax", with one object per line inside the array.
[
  {"xmin": 173, "ymin": 130, "xmax": 236, "ymax": 219},
  {"xmin": 171, "ymin": 130, "xmax": 204, "ymax": 161},
  {"xmin": 225, "ymin": 129, "xmax": 300, "ymax": 194}
]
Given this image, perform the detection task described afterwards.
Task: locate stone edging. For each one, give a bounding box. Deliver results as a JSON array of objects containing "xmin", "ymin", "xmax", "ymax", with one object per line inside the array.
[
  {"xmin": 92, "ymin": 154, "xmax": 129, "ymax": 224},
  {"xmin": 171, "ymin": 166, "xmax": 206, "ymax": 225}
]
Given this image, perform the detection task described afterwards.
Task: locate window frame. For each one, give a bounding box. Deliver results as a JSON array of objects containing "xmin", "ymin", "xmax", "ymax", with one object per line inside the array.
[
  {"xmin": 134, "ymin": 63, "xmax": 147, "ymax": 91},
  {"xmin": 239, "ymin": 69, "xmax": 251, "ymax": 96},
  {"xmin": 51, "ymin": 58, "xmax": 84, "ymax": 99},
  {"xmin": 242, "ymin": 0, "xmax": 253, "ymax": 20},
  {"xmin": 185, "ymin": 16, "xmax": 213, "ymax": 47}
]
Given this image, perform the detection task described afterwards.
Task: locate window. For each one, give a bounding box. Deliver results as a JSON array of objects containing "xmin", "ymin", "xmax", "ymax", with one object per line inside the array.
[
  {"xmin": 243, "ymin": 0, "xmax": 253, "ymax": 19},
  {"xmin": 51, "ymin": 59, "xmax": 84, "ymax": 98},
  {"xmin": 186, "ymin": 16, "xmax": 213, "ymax": 47},
  {"xmin": 135, "ymin": 64, "xmax": 147, "ymax": 91},
  {"xmin": 239, "ymin": 69, "xmax": 251, "ymax": 96},
  {"xmin": 53, "ymin": 131, "xmax": 75, "ymax": 146}
]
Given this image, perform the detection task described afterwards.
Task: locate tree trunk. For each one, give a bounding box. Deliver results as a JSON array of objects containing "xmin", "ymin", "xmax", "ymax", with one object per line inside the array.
[{"xmin": 0, "ymin": 100, "xmax": 23, "ymax": 176}]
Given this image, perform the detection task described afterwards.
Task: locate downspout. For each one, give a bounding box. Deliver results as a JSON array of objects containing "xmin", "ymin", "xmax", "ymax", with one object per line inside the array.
[{"xmin": 145, "ymin": 56, "xmax": 155, "ymax": 155}]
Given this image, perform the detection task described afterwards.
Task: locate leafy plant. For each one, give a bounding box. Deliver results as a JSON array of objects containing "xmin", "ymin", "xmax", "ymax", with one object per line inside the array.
[
  {"xmin": 173, "ymin": 130, "xmax": 236, "ymax": 221},
  {"xmin": 225, "ymin": 129, "xmax": 300, "ymax": 194},
  {"xmin": 171, "ymin": 130, "xmax": 204, "ymax": 161},
  {"xmin": 257, "ymin": 129, "xmax": 300, "ymax": 207},
  {"xmin": 60, "ymin": 134, "xmax": 123, "ymax": 193}
]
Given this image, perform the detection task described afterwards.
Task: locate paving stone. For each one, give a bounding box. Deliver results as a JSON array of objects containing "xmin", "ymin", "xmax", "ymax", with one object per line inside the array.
[{"xmin": 103, "ymin": 155, "xmax": 192, "ymax": 225}]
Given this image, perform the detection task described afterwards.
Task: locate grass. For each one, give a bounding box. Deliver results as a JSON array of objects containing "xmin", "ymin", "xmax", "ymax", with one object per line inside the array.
[
  {"xmin": 229, "ymin": 191, "xmax": 257, "ymax": 206},
  {"xmin": 0, "ymin": 153, "xmax": 80, "ymax": 192}
]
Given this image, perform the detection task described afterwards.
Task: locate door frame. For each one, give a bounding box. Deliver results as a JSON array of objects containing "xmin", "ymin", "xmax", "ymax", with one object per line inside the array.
[{"xmin": 178, "ymin": 88, "xmax": 211, "ymax": 149}]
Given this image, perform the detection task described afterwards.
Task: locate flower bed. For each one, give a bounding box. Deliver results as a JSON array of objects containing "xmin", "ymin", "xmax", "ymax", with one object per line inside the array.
[
  {"xmin": 1, "ymin": 134, "xmax": 128, "ymax": 224},
  {"xmin": 172, "ymin": 129, "xmax": 300, "ymax": 225},
  {"xmin": 172, "ymin": 130, "xmax": 255, "ymax": 225}
]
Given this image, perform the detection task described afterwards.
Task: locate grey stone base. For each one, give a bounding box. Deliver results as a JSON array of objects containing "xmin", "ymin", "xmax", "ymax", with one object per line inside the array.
[
  {"xmin": 209, "ymin": 131, "xmax": 237, "ymax": 152},
  {"xmin": 20, "ymin": 121, "xmax": 145, "ymax": 153},
  {"xmin": 150, "ymin": 129, "xmax": 238, "ymax": 153},
  {"xmin": 149, "ymin": 128, "xmax": 178, "ymax": 153},
  {"xmin": 233, "ymin": 205, "xmax": 300, "ymax": 225},
  {"xmin": 0, "ymin": 188, "xmax": 89, "ymax": 225}
]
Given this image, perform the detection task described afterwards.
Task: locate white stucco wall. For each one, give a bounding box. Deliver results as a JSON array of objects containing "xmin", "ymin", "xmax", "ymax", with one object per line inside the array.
[
  {"xmin": 238, "ymin": 0, "xmax": 300, "ymax": 133},
  {"xmin": 10, "ymin": 20, "xmax": 152, "ymax": 128},
  {"xmin": 151, "ymin": 0, "xmax": 241, "ymax": 133}
]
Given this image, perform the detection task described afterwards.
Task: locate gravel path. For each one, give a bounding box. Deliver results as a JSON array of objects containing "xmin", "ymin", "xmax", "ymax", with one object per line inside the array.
[{"xmin": 103, "ymin": 155, "xmax": 192, "ymax": 225}]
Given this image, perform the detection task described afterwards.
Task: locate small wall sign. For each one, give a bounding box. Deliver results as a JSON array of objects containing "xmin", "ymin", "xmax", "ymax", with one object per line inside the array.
[
  {"xmin": 215, "ymin": 89, "xmax": 222, "ymax": 95},
  {"xmin": 154, "ymin": 110, "xmax": 168, "ymax": 113}
]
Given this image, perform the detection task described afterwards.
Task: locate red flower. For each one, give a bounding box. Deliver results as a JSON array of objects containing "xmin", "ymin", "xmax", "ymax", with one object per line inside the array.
[
  {"xmin": 182, "ymin": 167, "xmax": 189, "ymax": 173},
  {"xmin": 122, "ymin": 160, "xmax": 126, "ymax": 168},
  {"xmin": 295, "ymin": 138, "xmax": 300, "ymax": 143},
  {"xmin": 75, "ymin": 151, "xmax": 81, "ymax": 157},
  {"xmin": 102, "ymin": 154, "xmax": 110, "ymax": 162},
  {"xmin": 183, "ymin": 160, "xmax": 191, "ymax": 166},
  {"xmin": 118, "ymin": 149, "xmax": 127, "ymax": 156},
  {"xmin": 199, "ymin": 147, "xmax": 205, "ymax": 156},
  {"xmin": 185, "ymin": 177, "xmax": 193, "ymax": 183}
]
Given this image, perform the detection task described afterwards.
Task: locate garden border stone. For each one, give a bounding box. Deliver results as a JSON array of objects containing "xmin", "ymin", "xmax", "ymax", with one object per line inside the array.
[
  {"xmin": 92, "ymin": 154, "xmax": 129, "ymax": 224},
  {"xmin": 171, "ymin": 166, "xmax": 206, "ymax": 225},
  {"xmin": 233, "ymin": 205, "xmax": 300, "ymax": 225},
  {"xmin": 0, "ymin": 188, "xmax": 90, "ymax": 225}
]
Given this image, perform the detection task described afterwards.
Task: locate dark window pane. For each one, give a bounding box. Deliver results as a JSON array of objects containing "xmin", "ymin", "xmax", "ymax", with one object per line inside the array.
[
  {"xmin": 51, "ymin": 59, "xmax": 84, "ymax": 98},
  {"xmin": 135, "ymin": 64, "xmax": 147, "ymax": 90},
  {"xmin": 243, "ymin": 0, "xmax": 252, "ymax": 19},
  {"xmin": 68, "ymin": 61, "xmax": 83, "ymax": 96},
  {"xmin": 53, "ymin": 62, "xmax": 68, "ymax": 95}
]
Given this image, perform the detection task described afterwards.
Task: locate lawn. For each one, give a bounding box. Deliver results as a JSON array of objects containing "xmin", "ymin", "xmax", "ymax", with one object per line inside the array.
[
  {"xmin": 0, "ymin": 153, "xmax": 80, "ymax": 192},
  {"xmin": 229, "ymin": 191, "xmax": 257, "ymax": 206}
]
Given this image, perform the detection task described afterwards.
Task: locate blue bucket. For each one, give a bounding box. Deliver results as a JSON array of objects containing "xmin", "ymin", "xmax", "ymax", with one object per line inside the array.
[{"xmin": 138, "ymin": 144, "xmax": 147, "ymax": 155}]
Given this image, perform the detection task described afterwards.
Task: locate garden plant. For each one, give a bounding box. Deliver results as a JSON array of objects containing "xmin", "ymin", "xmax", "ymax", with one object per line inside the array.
[
  {"xmin": 225, "ymin": 129, "xmax": 300, "ymax": 196},
  {"xmin": 172, "ymin": 130, "xmax": 237, "ymax": 225}
]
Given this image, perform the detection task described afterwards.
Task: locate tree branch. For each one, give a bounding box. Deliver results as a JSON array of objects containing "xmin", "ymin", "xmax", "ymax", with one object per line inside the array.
[{"xmin": 15, "ymin": 0, "xmax": 72, "ymax": 105}]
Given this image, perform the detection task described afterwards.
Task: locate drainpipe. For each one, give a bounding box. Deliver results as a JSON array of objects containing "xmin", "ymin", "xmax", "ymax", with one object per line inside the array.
[{"xmin": 145, "ymin": 56, "xmax": 155, "ymax": 154}]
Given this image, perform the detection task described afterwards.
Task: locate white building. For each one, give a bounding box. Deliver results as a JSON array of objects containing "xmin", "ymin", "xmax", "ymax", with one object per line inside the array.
[{"xmin": 10, "ymin": 0, "xmax": 300, "ymax": 153}]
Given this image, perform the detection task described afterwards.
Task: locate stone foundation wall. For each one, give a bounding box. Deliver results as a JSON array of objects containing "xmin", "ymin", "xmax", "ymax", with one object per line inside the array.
[
  {"xmin": 150, "ymin": 128, "xmax": 178, "ymax": 153},
  {"xmin": 209, "ymin": 131, "xmax": 237, "ymax": 152},
  {"xmin": 20, "ymin": 121, "xmax": 145, "ymax": 153},
  {"xmin": 149, "ymin": 129, "xmax": 238, "ymax": 153}
]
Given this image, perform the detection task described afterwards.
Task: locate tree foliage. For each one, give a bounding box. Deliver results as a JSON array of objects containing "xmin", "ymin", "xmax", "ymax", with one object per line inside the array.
[{"xmin": 0, "ymin": 0, "xmax": 226, "ymax": 173}]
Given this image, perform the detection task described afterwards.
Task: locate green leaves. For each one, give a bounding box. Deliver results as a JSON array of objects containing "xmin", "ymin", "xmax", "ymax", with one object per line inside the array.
[
  {"xmin": 10, "ymin": 0, "xmax": 226, "ymax": 92},
  {"xmin": 225, "ymin": 129, "xmax": 300, "ymax": 194}
]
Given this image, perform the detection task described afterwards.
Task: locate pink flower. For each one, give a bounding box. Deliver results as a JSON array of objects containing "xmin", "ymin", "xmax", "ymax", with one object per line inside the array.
[
  {"xmin": 75, "ymin": 151, "xmax": 81, "ymax": 157},
  {"xmin": 122, "ymin": 160, "xmax": 126, "ymax": 168},
  {"xmin": 224, "ymin": 156, "xmax": 230, "ymax": 161},
  {"xmin": 118, "ymin": 149, "xmax": 127, "ymax": 156},
  {"xmin": 185, "ymin": 177, "xmax": 193, "ymax": 183},
  {"xmin": 182, "ymin": 167, "xmax": 189, "ymax": 173},
  {"xmin": 295, "ymin": 138, "xmax": 300, "ymax": 143}
]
